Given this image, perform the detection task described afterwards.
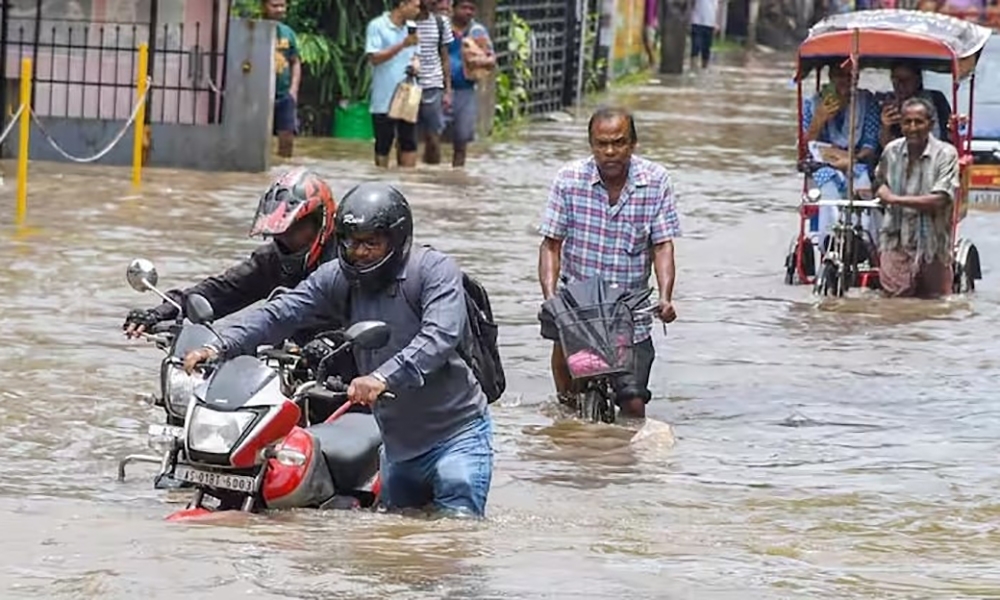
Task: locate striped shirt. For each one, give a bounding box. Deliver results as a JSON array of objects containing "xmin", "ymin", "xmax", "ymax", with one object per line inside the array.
[
  {"xmin": 539, "ymin": 155, "xmax": 682, "ymax": 342},
  {"xmin": 416, "ymin": 14, "xmax": 453, "ymax": 90}
]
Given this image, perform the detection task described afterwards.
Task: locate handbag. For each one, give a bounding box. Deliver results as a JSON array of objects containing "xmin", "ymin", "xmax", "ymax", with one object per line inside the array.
[{"xmin": 388, "ymin": 75, "xmax": 422, "ymax": 124}]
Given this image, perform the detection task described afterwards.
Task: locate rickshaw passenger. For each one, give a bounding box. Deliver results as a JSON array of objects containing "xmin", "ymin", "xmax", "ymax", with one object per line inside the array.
[
  {"xmin": 801, "ymin": 62, "xmax": 881, "ymax": 235},
  {"xmin": 875, "ymin": 97, "xmax": 959, "ymax": 299},
  {"xmin": 877, "ymin": 62, "xmax": 952, "ymax": 149}
]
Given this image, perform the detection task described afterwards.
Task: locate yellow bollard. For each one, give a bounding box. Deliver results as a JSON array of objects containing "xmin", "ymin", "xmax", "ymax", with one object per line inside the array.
[
  {"xmin": 131, "ymin": 43, "xmax": 149, "ymax": 188},
  {"xmin": 15, "ymin": 57, "xmax": 32, "ymax": 227}
]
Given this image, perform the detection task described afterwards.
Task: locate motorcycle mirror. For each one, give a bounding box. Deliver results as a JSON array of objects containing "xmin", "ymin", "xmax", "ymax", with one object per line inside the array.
[
  {"xmin": 126, "ymin": 258, "xmax": 158, "ymax": 292},
  {"xmin": 185, "ymin": 293, "xmax": 216, "ymax": 325},
  {"xmin": 344, "ymin": 320, "xmax": 391, "ymax": 350},
  {"xmin": 126, "ymin": 258, "xmax": 183, "ymax": 313}
]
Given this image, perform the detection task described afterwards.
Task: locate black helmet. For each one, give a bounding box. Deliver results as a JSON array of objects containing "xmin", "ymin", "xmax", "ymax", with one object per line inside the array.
[{"xmin": 335, "ymin": 182, "xmax": 414, "ymax": 291}]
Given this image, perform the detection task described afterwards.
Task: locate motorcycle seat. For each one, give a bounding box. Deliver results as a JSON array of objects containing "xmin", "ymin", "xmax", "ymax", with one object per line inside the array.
[{"xmin": 307, "ymin": 414, "xmax": 382, "ymax": 492}]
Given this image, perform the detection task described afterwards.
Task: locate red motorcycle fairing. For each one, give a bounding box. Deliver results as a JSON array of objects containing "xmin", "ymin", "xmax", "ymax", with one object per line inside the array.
[
  {"xmin": 230, "ymin": 399, "xmax": 302, "ymax": 468},
  {"xmin": 166, "ymin": 507, "xmax": 227, "ymax": 522},
  {"xmin": 262, "ymin": 426, "xmax": 336, "ymax": 509}
]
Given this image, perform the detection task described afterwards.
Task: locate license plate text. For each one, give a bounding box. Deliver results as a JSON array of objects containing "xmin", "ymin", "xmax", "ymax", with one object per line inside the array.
[{"xmin": 174, "ymin": 466, "xmax": 256, "ymax": 493}]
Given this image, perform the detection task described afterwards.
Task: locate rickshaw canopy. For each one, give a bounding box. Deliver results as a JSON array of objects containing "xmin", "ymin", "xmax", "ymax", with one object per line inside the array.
[{"xmin": 798, "ymin": 10, "xmax": 994, "ymax": 79}]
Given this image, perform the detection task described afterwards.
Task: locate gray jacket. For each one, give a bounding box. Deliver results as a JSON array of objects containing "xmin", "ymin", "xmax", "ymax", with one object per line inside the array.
[{"xmin": 215, "ymin": 249, "xmax": 487, "ymax": 462}]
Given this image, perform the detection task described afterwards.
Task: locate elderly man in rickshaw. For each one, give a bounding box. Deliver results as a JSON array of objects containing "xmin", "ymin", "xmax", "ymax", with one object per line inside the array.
[{"xmin": 801, "ymin": 62, "xmax": 882, "ymax": 237}]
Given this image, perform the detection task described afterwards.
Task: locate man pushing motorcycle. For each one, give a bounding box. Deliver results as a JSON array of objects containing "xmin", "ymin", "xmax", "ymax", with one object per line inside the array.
[
  {"xmin": 181, "ymin": 182, "xmax": 496, "ymax": 518},
  {"xmin": 122, "ymin": 166, "xmax": 352, "ymax": 373}
]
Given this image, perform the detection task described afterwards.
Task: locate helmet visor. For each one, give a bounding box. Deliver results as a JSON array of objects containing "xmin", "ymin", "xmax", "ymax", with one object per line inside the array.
[{"xmin": 249, "ymin": 188, "xmax": 307, "ymax": 238}]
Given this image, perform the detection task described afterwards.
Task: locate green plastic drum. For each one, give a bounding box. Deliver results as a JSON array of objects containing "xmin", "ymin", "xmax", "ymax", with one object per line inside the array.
[{"xmin": 333, "ymin": 102, "xmax": 374, "ymax": 140}]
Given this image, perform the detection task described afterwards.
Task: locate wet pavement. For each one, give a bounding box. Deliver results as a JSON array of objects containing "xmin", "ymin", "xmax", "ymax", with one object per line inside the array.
[{"xmin": 2, "ymin": 52, "xmax": 1000, "ymax": 599}]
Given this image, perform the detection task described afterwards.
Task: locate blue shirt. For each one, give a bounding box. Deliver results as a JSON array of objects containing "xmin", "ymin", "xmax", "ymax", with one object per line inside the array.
[
  {"xmin": 214, "ymin": 250, "xmax": 487, "ymax": 462},
  {"xmin": 366, "ymin": 13, "xmax": 417, "ymax": 114},
  {"xmin": 449, "ymin": 21, "xmax": 492, "ymax": 90}
]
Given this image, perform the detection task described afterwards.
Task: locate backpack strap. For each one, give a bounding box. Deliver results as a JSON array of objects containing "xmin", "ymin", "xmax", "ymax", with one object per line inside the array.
[
  {"xmin": 396, "ymin": 245, "xmax": 431, "ymax": 318},
  {"xmin": 435, "ymin": 14, "xmax": 445, "ymax": 47}
]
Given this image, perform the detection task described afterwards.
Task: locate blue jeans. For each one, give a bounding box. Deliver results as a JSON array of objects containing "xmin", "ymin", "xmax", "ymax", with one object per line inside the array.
[{"xmin": 379, "ymin": 412, "xmax": 493, "ymax": 517}]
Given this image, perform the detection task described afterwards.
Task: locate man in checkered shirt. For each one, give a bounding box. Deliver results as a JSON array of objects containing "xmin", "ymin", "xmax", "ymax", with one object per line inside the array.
[{"xmin": 537, "ymin": 107, "xmax": 681, "ymax": 419}]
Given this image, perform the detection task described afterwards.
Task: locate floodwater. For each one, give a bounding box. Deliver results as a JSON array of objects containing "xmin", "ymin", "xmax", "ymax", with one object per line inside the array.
[{"xmin": 2, "ymin": 51, "xmax": 1000, "ymax": 600}]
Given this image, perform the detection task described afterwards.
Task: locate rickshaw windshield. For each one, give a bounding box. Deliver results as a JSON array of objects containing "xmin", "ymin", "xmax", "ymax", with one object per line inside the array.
[{"xmin": 925, "ymin": 33, "xmax": 1000, "ymax": 140}]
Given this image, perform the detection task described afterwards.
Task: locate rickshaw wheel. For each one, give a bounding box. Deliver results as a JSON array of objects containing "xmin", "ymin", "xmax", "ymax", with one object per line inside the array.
[
  {"xmin": 815, "ymin": 262, "xmax": 843, "ymax": 297},
  {"xmin": 785, "ymin": 238, "xmax": 816, "ymax": 285},
  {"xmin": 953, "ymin": 263, "xmax": 975, "ymax": 294}
]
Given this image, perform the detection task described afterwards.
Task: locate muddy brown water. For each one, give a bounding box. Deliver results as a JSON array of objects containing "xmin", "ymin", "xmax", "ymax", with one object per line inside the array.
[{"xmin": 1, "ymin": 53, "xmax": 1000, "ymax": 599}]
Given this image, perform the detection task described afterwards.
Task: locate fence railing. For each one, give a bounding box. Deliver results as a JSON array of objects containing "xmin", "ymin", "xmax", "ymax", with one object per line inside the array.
[
  {"xmin": 0, "ymin": 50, "xmax": 151, "ymax": 228},
  {"xmin": 3, "ymin": 18, "xmax": 225, "ymax": 125}
]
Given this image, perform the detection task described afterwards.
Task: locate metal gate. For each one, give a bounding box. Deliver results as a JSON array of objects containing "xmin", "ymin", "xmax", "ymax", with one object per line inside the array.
[
  {"xmin": 493, "ymin": 0, "xmax": 606, "ymax": 117},
  {"xmin": 1, "ymin": 0, "xmax": 229, "ymax": 154},
  {"xmin": 494, "ymin": 0, "xmax": 577, "ymax": 115}
]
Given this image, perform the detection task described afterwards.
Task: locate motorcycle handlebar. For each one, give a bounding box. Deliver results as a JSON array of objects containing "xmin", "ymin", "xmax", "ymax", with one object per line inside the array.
[
  {"xmin": 305, "ymin": 385, "xmax": 395, "ymax": 405},
  {"xmin": 149, "ymin": 322, "xmax": 179, "ymax": 335},
  {"xmin": 258, "ymin": 347, "xmax": 300, "ymax": 364}
]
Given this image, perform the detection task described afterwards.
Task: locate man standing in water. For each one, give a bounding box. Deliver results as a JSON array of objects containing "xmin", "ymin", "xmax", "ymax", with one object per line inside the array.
[
  {"xmin": 689, "ymin": 0, "xmax": 720, "ymax": 70},
  {"xmin": 366, "ymin": 0, "xmax": 423, "ymax": 168},
  {"xmin": 415, "ymin": 0, "xmax": 453, "ymax": 165},
  {"xmin": 445, "ymin": 0, "xmax": 495, "ymax": 167},
  {"xmin": 876, "ymin": 97, "xmax": 959, "ymax": 299},
  {"xmin": 537, "ymin": 107, "xmax": 681, "ymax": 419},
  {"xmin": 263, "ymin": 0, "xmax": 301, "ymax": 158}
]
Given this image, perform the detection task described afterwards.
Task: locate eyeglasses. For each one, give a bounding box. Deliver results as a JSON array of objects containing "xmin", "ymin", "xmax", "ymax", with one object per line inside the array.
[{"xmin": 343, "ymin": 238, "xmax": 386, "ymax": 252}]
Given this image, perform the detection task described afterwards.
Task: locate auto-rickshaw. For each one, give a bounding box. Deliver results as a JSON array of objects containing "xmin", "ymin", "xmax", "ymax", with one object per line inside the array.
[{"xmin": 783, "ymin": 9, "xmax": 993, "ymax": 296}]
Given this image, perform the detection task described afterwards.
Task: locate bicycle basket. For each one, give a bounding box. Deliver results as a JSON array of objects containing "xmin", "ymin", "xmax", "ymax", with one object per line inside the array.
[{"xmin": 554, "ymin": 302, "xmax": 636, "ymax": 381}]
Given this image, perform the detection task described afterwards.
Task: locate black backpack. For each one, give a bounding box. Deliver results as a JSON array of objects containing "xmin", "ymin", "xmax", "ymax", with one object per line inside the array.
[{"xmin": 345, "ymin": 246, "xmax": 506, "ymax": 403}]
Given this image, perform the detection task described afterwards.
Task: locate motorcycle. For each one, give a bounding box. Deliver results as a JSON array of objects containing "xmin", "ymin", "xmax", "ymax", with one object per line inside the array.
[
  {"xmin": 158, "ymin": 294, "xmax": 392, "ymax": 520},
  {"xmin": 118, "ymin": 258, "xmax": 219, "ymax": 487},
  {"xmin": 117, "ymin": 258, "xmax": 298, "ymax": 489}
]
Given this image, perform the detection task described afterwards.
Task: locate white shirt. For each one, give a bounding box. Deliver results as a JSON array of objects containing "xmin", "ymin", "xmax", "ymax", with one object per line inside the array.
[{"xmin": 691, "ymin": 0, "xmax": 719, "ymax": 28}]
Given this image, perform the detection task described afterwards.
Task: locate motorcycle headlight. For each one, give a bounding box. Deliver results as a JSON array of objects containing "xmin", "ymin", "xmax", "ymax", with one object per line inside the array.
[
  {"xmin": 187, "ymin": 405, "xmax": 256, "ymax": 455},
  {"xmin": 164, "ymin": 366, "xmax": 202, "ymax": 419}
]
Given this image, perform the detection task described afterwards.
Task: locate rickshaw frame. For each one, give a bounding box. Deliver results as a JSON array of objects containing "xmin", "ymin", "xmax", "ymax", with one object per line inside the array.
[{"xmin": 787, "ymin": 9, "xmax": 993, "ymax": 295}]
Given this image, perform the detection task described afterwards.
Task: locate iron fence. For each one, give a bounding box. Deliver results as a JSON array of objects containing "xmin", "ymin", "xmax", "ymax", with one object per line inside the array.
[
  {"xmin": 493, "ymin": 0, "xmax": 605, "ymax": 117},
  {"xmin": 494, "ymin": 0, "xmax": 575, "ymax": 115},
  {"xmin": 1, "ymin": 0, "xmax": 228, "ymax": 139}
]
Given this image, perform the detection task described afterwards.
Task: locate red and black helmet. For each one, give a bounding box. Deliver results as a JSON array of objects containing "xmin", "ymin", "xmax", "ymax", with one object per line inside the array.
[{"xmin": 249, "ymin": 167, "xmax": 338, "ymax": 270}]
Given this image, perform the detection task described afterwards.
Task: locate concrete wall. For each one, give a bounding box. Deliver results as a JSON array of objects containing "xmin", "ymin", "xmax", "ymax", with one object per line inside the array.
[{"xmin": 1, "ymin": 18, "xmax": 275, "ymax": 173}]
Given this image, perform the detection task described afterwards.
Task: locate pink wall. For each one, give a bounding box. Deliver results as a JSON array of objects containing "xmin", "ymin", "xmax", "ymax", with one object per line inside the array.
[{"xmin": 3, "ymin": 0, "xmax": 228, "ymax": 124}]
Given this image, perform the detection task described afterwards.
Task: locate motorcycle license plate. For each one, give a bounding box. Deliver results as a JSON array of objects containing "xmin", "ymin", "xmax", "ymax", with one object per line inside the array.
[
  {"xmin": 174, "ymin": 466, "xmax": 256, "ymax": 493},
  {"xmin": 147, "ymin": 424, "xmax": 183, "ymax": 440}
]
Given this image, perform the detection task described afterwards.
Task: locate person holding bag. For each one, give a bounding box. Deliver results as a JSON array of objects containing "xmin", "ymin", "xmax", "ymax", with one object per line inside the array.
[
  {"xmin": 444, "ymin": 0, "xmax": 495, "ymax": 168},
  {"xmin": 366, "ymin": 0, "xmax": 423, "ymax": 168}
]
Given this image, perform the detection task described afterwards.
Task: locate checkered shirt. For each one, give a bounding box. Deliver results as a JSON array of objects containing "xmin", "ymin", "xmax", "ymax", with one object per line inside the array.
[{"xmin": 538, "ymin": 155, "xmax": 682, "ymax": 342}]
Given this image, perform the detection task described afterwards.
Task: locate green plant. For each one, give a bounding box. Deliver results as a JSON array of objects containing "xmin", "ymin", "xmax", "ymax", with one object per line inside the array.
[
  {"xmin": 582, "ymin": 11, "xmax": 606, "ymax": 96},
  {"xmin": 232, "ymin": 0, "xmax": 388, "ymax": 135},
  {"xmin": 493, "ymin": 12, "xmax": 532, "ymax": 131},
  {"xmin": 287, "ymin": 0, "xmax": 384, "ymax": 106}
]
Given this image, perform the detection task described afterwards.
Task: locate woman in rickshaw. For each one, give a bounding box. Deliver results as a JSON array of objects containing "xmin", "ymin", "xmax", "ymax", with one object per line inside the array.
[
  {"xmin": 801, "ymin": 61, "xmax": 882, "ymax": 235},
  {"xmin": 877, "ymin": 61, "xmax": 953, "ymax": 148}
]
